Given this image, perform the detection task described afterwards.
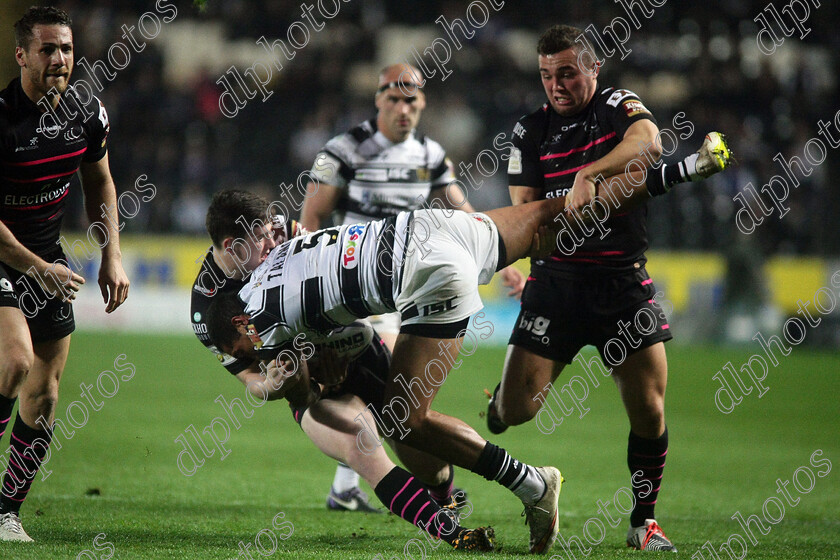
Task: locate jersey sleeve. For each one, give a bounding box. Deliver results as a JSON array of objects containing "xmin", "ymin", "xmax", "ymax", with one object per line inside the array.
[
  {"xmin": 507, "ymin": 117, "xmax": 543, "ymax": 189},
  {"xmin": 309, "ymin": 135, "xmax": 351, "ymax": 189},
  {"xmin": 82, "ymin": 96, "xmax": 109, "ymax": 163},
  {"xmin": 601, "ymin": 89, "xmax": 657, "ymax": 139},
  {"xmin": 427, "ymin": 139, "xmax": 455, "ymax": 188}
]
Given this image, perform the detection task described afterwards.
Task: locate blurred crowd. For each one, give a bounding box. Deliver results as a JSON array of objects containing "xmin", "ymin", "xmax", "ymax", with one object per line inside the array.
[{"xmin": 45, "ymin": 0, "xmax": 839, "ymax": 257}]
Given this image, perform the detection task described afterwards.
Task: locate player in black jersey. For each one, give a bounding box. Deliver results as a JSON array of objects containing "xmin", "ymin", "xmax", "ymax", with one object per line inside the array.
[
  {"xmin": 486, "ymin": 25, "xmax": 731, "ymax": 552},
  {"xmin": 0, "ymin": 7, "xmax": 129, "ymax": 542},
  {"xmin": 190, "ymin": 191, "xmax": 490, "ymax": 549}
]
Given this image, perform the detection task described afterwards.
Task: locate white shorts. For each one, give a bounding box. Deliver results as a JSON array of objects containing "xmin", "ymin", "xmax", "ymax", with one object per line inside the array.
[
  {"xmin": 368, "ymin": 312, "xmax": 401, "ymax": 335},
  {"xmin": 395, "ymin": 210, "xmax": 500, "ymax": 333}
]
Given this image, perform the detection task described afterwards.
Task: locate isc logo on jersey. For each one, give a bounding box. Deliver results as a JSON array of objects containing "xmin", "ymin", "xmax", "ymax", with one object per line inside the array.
[{"xmin": 342, "ymin": 224, "xmax": 365, "ymax": 268}]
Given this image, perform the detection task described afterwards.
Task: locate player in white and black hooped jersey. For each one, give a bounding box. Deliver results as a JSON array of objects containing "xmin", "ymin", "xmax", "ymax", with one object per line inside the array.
[
  {"xmin": 208, "ymin": 134, "xmax": 730, "ymax": 553},
  {"xmin": 300, "ymin": 64, "xmax": 478, "ymax": 350}
]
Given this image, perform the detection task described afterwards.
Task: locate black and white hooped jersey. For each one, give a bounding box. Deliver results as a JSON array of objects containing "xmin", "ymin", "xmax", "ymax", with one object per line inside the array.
[
  {"xmin": 308, "ymin": 119, "xmax": 455, "ymax": 225},
  {"xmin": 238, "ymin": 213, "xmax": 417, "ymax": 358}
]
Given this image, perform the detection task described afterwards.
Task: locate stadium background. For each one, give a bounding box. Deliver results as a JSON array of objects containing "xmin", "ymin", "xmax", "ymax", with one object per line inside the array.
[
  {"xmin": 1, "ymin": 2, "xmax": 839, "ymax": 559},
  {"xmin": 2, "ymin": 0, "xmax": 839, "ymax": 345}
]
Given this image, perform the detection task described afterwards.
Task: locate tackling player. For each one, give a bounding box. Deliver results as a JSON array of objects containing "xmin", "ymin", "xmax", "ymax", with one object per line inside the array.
[
  {"xmin": 190, "ymin": 190, "xmax": 492, "ymax": 550},
  {"xmin": 204, "ymin": 139, "xmax": 731, "ymax": 554},
  {"xmin": 486, "ymin": 24, "xmax": 733, "ymax": 552},
  {"xmin": 0, "ymin": 7, "xmax": 129, "ymax": 541}
]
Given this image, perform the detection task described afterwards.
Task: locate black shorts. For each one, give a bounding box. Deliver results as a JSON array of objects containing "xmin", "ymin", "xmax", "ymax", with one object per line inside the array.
[
  {"xmin": 0, "ymin": 252, "xmax": 75, "ymax": 343},
  {"xmin": 509, "ymin": 266, "xmax": 671, "ymax": 365},
  {"xmin": 290, "ymin": 334, "xmax": 391, "ymax": 424}
]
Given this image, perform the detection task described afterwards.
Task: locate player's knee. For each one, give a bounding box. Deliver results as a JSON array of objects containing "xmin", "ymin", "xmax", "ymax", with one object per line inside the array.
[
  {"xmin": 496, "ymin": 398, "xmax": 537, "ymax": 426},
  {"xmin": 0, "ymin": 347, "xmax": 34, "ymax": 389}
]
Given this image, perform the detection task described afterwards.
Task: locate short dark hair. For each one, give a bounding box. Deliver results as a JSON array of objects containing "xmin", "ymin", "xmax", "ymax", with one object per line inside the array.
[
  {"xmin": 206, "ymin": 292, "xmax": 247, "ymax": 352},
  {"xmin": 14, "ymin": 6, "xmax": 73, "ymax": 49},
  {"xmin": 537, "ymin": 25, "xmax": 587, "ymax": 56},
  {"xmin": 206, "ymin": 189, "xmax": 270, "ymax": 248}
]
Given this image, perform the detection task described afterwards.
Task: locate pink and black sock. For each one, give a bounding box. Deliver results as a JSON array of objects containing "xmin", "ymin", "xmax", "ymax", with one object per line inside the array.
[
  {"xmin": 426, "ymin": 464, "xmax": 454, "ymax": 506},
  {"xmin": 628, "ymin": 427, "xmax": 668, "ymax": 527},
  {"xmin": 374, "ymin": 466, "xmax": 462, "ymax": 544},
  {"xmin": 0, "ymin": 394, "xmax": 15, "ymax": 443},
  {"xmin": 0, "ymin": 413, "xmax": 52, "ymax": 515}
]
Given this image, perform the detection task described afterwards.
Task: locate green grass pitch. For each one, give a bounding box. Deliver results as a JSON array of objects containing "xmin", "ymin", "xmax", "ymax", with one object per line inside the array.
[{"xmin": 2, "ymin": 332, "xmax": 838, "ymax": 559}]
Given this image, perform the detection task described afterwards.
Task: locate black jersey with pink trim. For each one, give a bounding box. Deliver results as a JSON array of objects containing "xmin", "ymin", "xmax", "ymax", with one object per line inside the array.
[
  {"xmin": 0, "ymin": 78, "xmax": 109, "ymax": 256},
  {"xmin": 507, "ymin": 86, "xmax": 656, "ymax": 276}
]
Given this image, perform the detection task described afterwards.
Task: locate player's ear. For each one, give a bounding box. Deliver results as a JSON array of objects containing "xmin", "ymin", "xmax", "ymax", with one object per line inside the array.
[
  {"xmin": 231, "ymin": 314, "xmax": 249, "ymax": 334},
  {"xmin": 415, "ymin": 90, "xmax": 426, "ymax": 111},
  {"xmin": 15, "ymin": 47, "xmax": 26, "ymax": 68},
  {"xmin": 374, "ymin": 91, "xmax": 385, "ymax": 111}
]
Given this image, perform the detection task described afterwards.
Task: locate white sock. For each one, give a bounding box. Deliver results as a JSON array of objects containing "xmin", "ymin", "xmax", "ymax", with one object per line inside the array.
[
  {"xmin": 513, "ymin": 466, "xmax": 548, "ymax": 506},
  {"xmin": 683, "ymin": 153, "xmax": 701, "ymax": 180},
  {"xmin": 332, "ymin": 462, "xmax": 359, "ymax": 493}
]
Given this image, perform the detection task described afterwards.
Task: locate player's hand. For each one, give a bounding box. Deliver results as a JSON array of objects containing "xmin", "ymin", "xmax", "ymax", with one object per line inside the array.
[
  {"xmin": 308, "ymin": 348, "xmax": 350, "ymax": 387},
  {"xmin": 566, "ymin": 172, "xmax": 597, "ymax": 212},
  {"xmin": 498, "ymin": 265, "xmax": 526, "ymax": 299},
  {"xmin": 98, "ymin": 256, "xmax": 129, "ymax": 313},
  {"xmin": 528, "ymin": 225, "xmax": 556, "ymax": 259},
  {"xmin": 33, "ymin": 261, "xmax": 85, "ymax": 302}
]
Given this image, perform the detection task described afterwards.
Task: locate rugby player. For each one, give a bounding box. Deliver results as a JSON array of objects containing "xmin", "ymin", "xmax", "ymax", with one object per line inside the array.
[
  {"xmin": 0, "ymin": 7, "xmax": 129, "ymax": 541},
  {"xmin": 191, "ymin": 190, "xmax": 492, "ymax": 550},
  {"xmin": 486, "ymin": 24, "xmax": 733, "ymax": 552},
  {"xmin": 204, "ymin": 136, "xmax": 731, "ymax": 553}
]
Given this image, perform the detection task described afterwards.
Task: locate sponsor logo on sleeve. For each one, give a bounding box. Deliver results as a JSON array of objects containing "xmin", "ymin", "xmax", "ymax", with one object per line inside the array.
[{"xmin": 623, "ymin": 100, "xmax": 650, "ymax": 117}]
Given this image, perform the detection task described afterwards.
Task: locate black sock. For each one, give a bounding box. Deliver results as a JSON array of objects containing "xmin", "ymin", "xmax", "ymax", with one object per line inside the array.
[
  {"xmin": 0, "ymin": 394, "xmax": 15, "ymax": 443},
  {"xmin": 0, "ymin": 413, "xmax": 52, "ymax": 515},
  {"xmin": 374, "ymin": 466, "xmax": 462, "ymax": 544},
  {"xmin": 472, "ymin": 442, "xmax": 545, "ymax": 505},
  {"xmin": 646, "ymin": 163, "xmax": 687, "ymax": 197},
  {"xmin": 628, "ymin": 427, "xmax": 668, "ymax": 527}
]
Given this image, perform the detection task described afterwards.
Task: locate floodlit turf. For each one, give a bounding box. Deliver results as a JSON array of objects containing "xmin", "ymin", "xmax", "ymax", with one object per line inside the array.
[{"xmin": 2, "ymin": 332, "xmax": 838, "ymax": 559}]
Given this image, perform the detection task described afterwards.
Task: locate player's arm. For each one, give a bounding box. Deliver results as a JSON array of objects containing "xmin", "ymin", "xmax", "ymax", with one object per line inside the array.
[
  {"xmin": 567, "ymin": 119, "xmax": 661, "ymax": 211},
  {"xmin": 235, "ymin": 354, "xmax": 317, "ymax": 407},
  {"xmin": 428, "ymin": 182, "xmax": 476, "ymax": 213},
  {"xmin": 79, "ymin": 152, "xmax": 130, "ymax": 313},
  {"xmin": 299, "ymin": 180, "xmax": 342, "ymax": 231},
  {"xmin": 0, "ymin": 221, "xmax": 84, "ymax": 299}
]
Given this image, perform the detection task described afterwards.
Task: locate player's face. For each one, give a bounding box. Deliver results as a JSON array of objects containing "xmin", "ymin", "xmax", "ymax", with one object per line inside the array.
[
  {"xmin": 376, "ymin": 87, "xmax": 426, "ymax": 143},
  {"xmin": 230, "ymin": 222, "xmax": 277, "ymax": 272},
  {"xmin": 225, "ymin": 332, "xmax": 258, "ymax": 362},
  {"xmin": 16, "ymin": 24, "xmax": 74, "ymax": 101},
  {"xmin": 539, "ymin": 49, "xmax": 598, "ymax": 117}
]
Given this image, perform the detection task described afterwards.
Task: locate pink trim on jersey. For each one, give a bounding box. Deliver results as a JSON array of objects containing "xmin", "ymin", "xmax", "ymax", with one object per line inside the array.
[
  {"xmin": 4, "ymin": 168, "xmax": 77, "ymax": 184},
  {"xmin": 12, "ymin": 188, "xmax": 70, "ymax": 211},
  {"xmin": 641, "ymin": 278, "xmax": 653, "ymax": 286},
  {"xmin": 527, "ymin": 276, "xmax": 536, "ymax": 281},
  {"xmin": 539, "ymin": 132, "xmax": 617, "ymax": 161},
  {"xmin": 390, "ymin": 476, "xmax": 414, "ymax": 511},
  {"xmin": 5, "ymin": 147, "xmax": 87, "ymax": 167},
  {"xmin": 549, "ymin": 256, "xmax": 604, "ymax": 264},
  {"xmin": 662, "ymin": 324, "xmax": 670, "ymax": 329},
  {"xmin": 572, "ymin": 250, "xmax": 625, "ymax": 256},
  {"xmin": 543, "ymin": 161, "xmax": 594, "ymax": 179}
]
